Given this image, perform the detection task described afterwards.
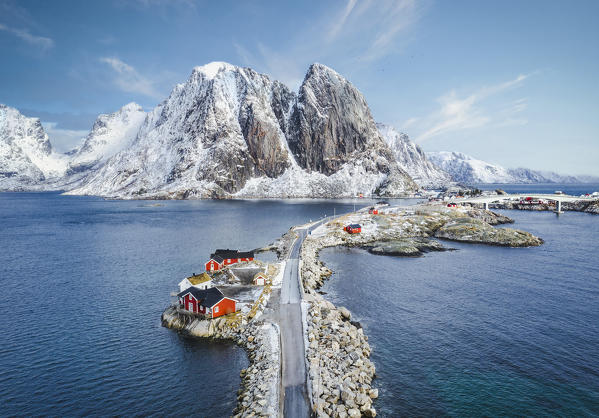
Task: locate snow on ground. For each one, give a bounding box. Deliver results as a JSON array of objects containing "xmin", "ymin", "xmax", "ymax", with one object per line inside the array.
[{"xmin": 270, "ymin": 261, "xmax": 286, "ymax": 286}]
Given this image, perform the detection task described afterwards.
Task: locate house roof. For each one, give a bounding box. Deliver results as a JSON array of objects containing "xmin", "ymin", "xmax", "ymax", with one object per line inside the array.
[
  {"xmin": 348, "ymin": 224, "xmax": 361, "ymax": 228},
  {"xmin": 211, "ymin": 248, "xmax": 255, "ymax": 259},
  {"xmin": 187, "ymin": 272, "xmax": 211, "ymax": 285},
  {"xmin": 177, "ymin": 287, "xmax": 225, "ymax": 308},
  {"xmin": 254, "ymin": 272, "xmax": 268, "ymax": 279},
  {"xmin": 207, "ymin": 254, "xmax": 224, "ymax": 263}
]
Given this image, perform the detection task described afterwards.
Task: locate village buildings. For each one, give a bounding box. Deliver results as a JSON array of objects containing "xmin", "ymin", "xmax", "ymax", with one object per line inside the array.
[{"xmin": 205, "ymin": 249, "xmax": 254, "ymax": 272}]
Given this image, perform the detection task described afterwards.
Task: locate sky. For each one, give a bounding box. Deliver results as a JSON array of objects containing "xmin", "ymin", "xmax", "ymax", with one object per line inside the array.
[{"xmin": 1, "ymin": 0, "xmax": 598, "ymax": 175}]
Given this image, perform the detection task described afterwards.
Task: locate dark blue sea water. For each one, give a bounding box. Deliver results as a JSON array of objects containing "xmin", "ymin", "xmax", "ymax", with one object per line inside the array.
[
  {"xmin": 473, "ymin": 183, "xmax": 599, "ymax": 196},
  {"xmin": 0, "ymin": 192, "xmax": 387, "ymax": 417},
  {"xmin": 321, "ymin": 210, "xmax": 599, "ymax": 416}
]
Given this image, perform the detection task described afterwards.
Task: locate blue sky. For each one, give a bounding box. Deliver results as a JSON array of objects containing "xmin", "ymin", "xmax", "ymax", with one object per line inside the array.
[{"xmin": 1, "ymin": 0, "xmax": 597, "ymax": 175}]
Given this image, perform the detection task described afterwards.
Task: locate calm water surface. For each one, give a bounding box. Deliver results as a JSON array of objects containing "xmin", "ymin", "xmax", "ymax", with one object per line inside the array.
[
  {"xmin": 321, "ymin": 209, "xmax": 599, "ymax": 416},
  {"xmin": 0, "ymin": 192, "xmax": 389, "ymax": 417}
]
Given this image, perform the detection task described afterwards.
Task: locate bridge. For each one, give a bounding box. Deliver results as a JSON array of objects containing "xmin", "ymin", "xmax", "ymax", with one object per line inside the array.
[{"xmin": 453, "ymin": 193, "xmax": 593, "ymax": 213}]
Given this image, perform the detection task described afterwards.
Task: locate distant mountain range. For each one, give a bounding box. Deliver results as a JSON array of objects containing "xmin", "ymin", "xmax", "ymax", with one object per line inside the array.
[
  {"xmin": 1, "ymin": 62, "xmax": 596, "ymax": 198},
  {"xmin": 427, "ymin": 151, "xmax": 598, "ymax": 185}
]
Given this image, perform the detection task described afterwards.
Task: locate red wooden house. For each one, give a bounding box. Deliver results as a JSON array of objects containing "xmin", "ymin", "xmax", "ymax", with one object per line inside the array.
[
  {"xmin": 368, "ymin": 207, "xmax": 379, "ymax": 215},
  {"xmin": 344, "ymin": 224, "xmax": 362, "ymax": 234},
  {"xmin": 205, "ymin": 249, "xmax": 255, "ymax": 271},
  {"xmin": 205, "ymin": 255, "xmax": 225, "ymax": 272},
  {"xmin": 177, "ymin": 287, "xmax": 237, "ymax": 318}
]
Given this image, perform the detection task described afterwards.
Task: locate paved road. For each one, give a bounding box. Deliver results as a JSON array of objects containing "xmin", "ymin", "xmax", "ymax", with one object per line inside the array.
[{"xmin": 280, "ymin": 228, "xmax": 310, "ymax": 418}]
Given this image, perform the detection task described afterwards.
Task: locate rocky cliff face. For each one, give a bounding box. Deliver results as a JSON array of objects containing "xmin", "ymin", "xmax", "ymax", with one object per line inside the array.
[
  {"xmin": 377, "ymin": 123, "xmax": 452, "ymax": 189},
  {"xmin": 67, "ymin": 62, "xmax": 417, "ymax": 198},
  {"xmin": 0, "ymin": 104, "xmax": 67, "ymax": 190},
  {"xmin": 289, "ymin": 64, "xmax": 391, "ymax": 174},
  {"xmin": 68, "ymin": 63, "xmax": 298, "ymax": 198}
]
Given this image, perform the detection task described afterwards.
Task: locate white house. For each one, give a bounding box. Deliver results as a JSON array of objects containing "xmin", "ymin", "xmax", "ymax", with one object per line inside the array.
[{"xmin": 178, "ymin": 272, "xmax": 213, "ymax": 292}]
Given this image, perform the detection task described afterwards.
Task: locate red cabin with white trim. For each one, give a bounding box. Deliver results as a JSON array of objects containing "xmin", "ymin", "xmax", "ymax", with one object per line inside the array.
[
  {"xmin": 177, "ymin": 287, "xmax": 237, "ymax": 318},
  {"xmin": 205, "ymin": 256, "xmax": 224, "ymax": 272},
  {"xmin": 206, "ymin": 249, "xmax": 255, "ymax": 271}
]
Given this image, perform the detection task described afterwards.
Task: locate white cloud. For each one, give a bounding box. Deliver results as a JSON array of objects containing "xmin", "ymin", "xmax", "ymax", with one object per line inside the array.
[
  {"xmin": 414, "ymin": 74, "xmax": 531, "ymax": 143},
  {"xmin": 42, "ymin": 122, "xmax": 88, "ymax": 152},
  {"xmin": 0, "ymin": 23, "xmax": 54, "ymax": 49},
  {"xmin": 100, "ymin": 57, "xmax": 162, "ymax": 99}
]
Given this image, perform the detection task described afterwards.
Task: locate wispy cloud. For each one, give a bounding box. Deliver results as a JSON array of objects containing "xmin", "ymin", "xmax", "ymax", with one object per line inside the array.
[
  {"xmin": 413, "ymin": 74, "xmax": 531, "ymax": 143},
  {"xmin": 327, "ymin": 0, "xmax": 358, "ymax": 41},
  {"xmin": 100, "ymin": 57, "xmax": 162, "ymax": 98},
  {"xmin": 235, "ymin": 0, "xmax": 425, "ymax": 89},
  {"xmin": 0, "ymin": 22, "xmax": 54, "ymax": 49}
]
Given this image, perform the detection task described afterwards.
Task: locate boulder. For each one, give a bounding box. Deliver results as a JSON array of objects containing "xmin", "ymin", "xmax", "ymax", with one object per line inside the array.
[{"xmin": 339, "ymin": 306, "xmax": 352, "ymax": 321}]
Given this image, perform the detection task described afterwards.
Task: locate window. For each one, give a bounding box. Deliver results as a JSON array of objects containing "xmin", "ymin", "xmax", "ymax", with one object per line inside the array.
[{"xmin": 214, "ymin": 306, "xmax": 219, "ymax": 313}]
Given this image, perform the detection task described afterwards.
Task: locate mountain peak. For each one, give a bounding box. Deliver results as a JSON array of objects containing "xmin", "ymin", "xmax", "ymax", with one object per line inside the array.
[
  {"xmin": 119, "ymin": 102, "xmax": 143, "ymax": 112},
  {"xmin": 192, "ymin": 61, "xmax": 238, "ymax": 79}
]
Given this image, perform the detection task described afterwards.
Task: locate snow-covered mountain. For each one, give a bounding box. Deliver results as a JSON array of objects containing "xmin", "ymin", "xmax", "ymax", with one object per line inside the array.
[
  {"xmin": 66, "ymin": 103, "xmax": 146, "ymax": 176},
  {"xmin": 427, "ymin": 151, "xmax": 595, "ymax": 184},
  {"xmin": 0, "ymin": 104, "xmax": 68, "ymax": 190},
  {"xmin": 67, "ymin": 62, "xmax": 417, "ymax": 198},
  {"xmin": 377, "ymin": 123, "xmax": 452, "ymax": 189}
]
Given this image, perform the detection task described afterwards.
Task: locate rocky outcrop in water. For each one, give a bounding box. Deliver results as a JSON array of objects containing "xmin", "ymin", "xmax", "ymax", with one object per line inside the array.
[
  {"xmin": 434, "ymin": 217, "xmax": 543, "ymax": 247},
  {"xmin": 366, "ymin": 237, "xmax": 448, "ymax": 256},
  {"xmin": 299, "ymin": 205, "xmax": 543, "ymax": 416}
]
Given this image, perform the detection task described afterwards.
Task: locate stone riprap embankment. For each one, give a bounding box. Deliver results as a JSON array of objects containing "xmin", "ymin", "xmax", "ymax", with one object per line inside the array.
[
  {"xmin": 300, "ymin": 205, "xmax": 543, "ymax": 417},
  {"xmin": 490, "ymin": 199, "xmax": 599, "ymax": 214},
  {"xmin": 162, "ymin": 307, "xmax": 280, "ymax": 417}
]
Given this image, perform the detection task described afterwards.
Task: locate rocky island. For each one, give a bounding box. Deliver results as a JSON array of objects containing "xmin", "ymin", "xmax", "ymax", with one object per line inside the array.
[{"xmin": 161, "ymin": 201, "xmax": 543, "ymax": 417}]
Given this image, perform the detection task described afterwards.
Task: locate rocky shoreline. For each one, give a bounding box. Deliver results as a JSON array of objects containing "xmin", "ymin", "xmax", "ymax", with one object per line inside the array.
[
  {"xmin": 161, "ymin": 204, "xmax": 543, "ymax": 417},
  {"xmin": 162, "ymin": 303, "xmax": 280, "ymax": 417},
  {"xmin": 299, "ymin": 204, "xmax": 543, "ymax": 417},
  {"xmin": 489, "ymin": 199, "xmax": 599, "ymax": 214}
]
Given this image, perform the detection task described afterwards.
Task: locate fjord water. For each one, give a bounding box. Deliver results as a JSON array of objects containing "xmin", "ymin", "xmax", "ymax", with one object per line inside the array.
[
  {"xmin": 0, "ymin": 193, "xmax": 370, "ymax": 416},
  {"xmin": 321, "ymin": 210, "xmax": 599, "ymax": 416}
]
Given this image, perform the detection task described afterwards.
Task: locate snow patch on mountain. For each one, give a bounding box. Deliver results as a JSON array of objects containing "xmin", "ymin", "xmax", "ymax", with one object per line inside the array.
[
  {"xmin": 377, "ymin": 123, "xmax": 452, "ymax": 189},
  {"xmin": 66, "ymin": 62, "xmax": 417, "ymax": 199},
  {"xmin": 427, "ymin": 151, "xmax": 514, "ymax": 184},
  {"xmin": 427, "ymin": 151, "xmax": 596, "ymax": 184},
  {"xmin": 66, "ymin": 103, "xmax": 146, "ymax": 176},
  {"xmin": 0, "ymin": 104, "xmax": 68, "ymax": 190}
]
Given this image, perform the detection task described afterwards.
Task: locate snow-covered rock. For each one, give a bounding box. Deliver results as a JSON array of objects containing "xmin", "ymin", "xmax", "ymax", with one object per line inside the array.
[
  {"xmin": 0, "ymin": 104, "xmax": 68, "ymax": 190},
  {"xmin": 427, "ymin": 151, "xmax": 514, "ymax": 184},
  {"xmin": 67, "ymin": 62, "xmax": 417, "ymax": 198},
  {"xmin": 377, "ymin": 123, "xmax": 452, "ymax": 189},
  {"xmin": 426, "ymin": 151, "xmax": 595, "ymax": 184},
  {"xmin": 66, "ymin": 103, "xmax": 146, "ymax": 176}
]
